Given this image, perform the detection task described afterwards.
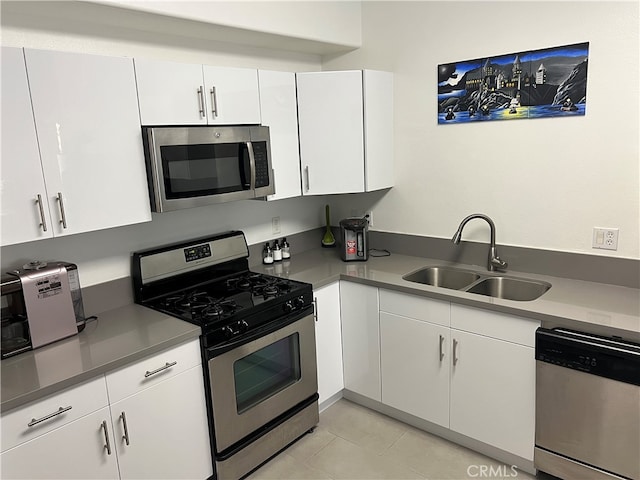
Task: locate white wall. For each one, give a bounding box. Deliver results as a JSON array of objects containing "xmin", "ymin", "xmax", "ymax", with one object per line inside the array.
[
  {"xmin": 91, "ymin": 0, "xmax": 362, "ymax": 49},
  {"xmin": 326, "ymin": 1, "xmax": 639, "ymax": 259}
]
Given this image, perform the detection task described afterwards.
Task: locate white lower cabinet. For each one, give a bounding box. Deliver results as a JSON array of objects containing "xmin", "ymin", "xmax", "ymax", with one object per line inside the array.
[
  {"xmin": 380, "ymin": 312, "xmax": 450, "ymax": 428},
  {"xmin": 450, "ymin": 304, "xmax": 539, "ymax": 461},
  {"xmin": 340, "ymin": 281, "xmax": 381, "ymax": 401},
  {"xmin": 313, "ymin": 282, "xmax": 344, "ymax": 405},
  {"xmin": 109, "ymin": 366, "xmax": 212, "ymax": 479},
  {"xmin": 377, "ymin": 289, "xmax": 539, "ymax": 462},
  {"xmin": 1, "ymin": 406, "xmax": 119, "ymax": 479},
  {"xmin": 1, "ymin": 339, "xmax": 212, "ymax": 480}
]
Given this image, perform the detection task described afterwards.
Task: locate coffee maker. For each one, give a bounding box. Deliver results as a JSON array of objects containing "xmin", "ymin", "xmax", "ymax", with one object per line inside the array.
[
  {"xmin": 339, "ymin": 217, "xmax": 369, "ymax": 262},
  {"xmin": 1, "ymin": 261, "xmax": 85, "ymax": 359}
]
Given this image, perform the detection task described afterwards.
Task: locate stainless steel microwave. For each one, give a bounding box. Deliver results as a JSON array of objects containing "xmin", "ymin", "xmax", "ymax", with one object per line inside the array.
[{"xmin": 141, "ymin": 125, "xmax": 274, "ymax": 212}]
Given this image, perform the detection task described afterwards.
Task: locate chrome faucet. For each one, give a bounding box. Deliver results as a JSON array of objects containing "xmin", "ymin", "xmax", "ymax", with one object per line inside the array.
[{"xmin": 452, "ymin": 214, "xmax": 508, "ymax": 272}]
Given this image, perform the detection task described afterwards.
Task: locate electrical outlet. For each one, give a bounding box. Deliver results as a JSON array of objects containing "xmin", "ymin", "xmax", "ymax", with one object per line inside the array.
[
  {"xmin": 592, "ymin": 227, "xmax": 618, "ymax": 251},
  {"xmin": 272, "ymin": 216, "xmax": 281, "ymax": 235},
  {"xmin": 365, "ymin": 211, "xmax": 373, "ymax": 227}
]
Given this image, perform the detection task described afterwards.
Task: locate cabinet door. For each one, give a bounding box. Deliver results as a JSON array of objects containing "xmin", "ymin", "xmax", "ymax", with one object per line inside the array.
[
  {"xmin": 363, "ymin": 70, "xmax": 394, "ymax": 192},
  {"xmin": 110, "ymin": 366, "xmax": 213, "ymax": 480},
  {"xmin": 313, "ymin": 282, "xmax": 344, "ymax": 405},
  {"xmin": 0, "ymin": 47, "xmax": 53, "ymax": 246},
  {"xmin": 450, "ymin": 329, "xmax": 536, "ymax": 461},
  {"xmin": 0, "ymin": 407, "xmax": 119, "ymax": 480},
  {"xmin": 258, "ymin": 70, "xmax": 302, "ymax": 201},
  {"xmin": 203, "ymin": 65, "xmax": 261, "ymax": 125},
  {"xmin": 297, "ymin": 71, "xmax": 365, "ymax": 195},
  {"xmin": 25, "ymin": 49, "xmax": 151, "ymax": 237},
  {"xmin": 339, "ymin": 281, "xmax": 380, "ymax": 401},
  {"xmin": 380, "ymin": 312, "xmax": 450, "ymax": 428},
  {"xmin": 134, "ymin": 58, "xmax": 208, "ymax": 125}
]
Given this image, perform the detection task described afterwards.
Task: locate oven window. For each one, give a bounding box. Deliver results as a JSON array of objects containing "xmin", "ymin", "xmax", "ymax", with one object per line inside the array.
[
  {"xmin": 161, "ymin": 143, "xmax": 248, "ymax": 198},
  {"xmin": 233, "ymin": 334, "xmax": 301, "ymax": 413}
]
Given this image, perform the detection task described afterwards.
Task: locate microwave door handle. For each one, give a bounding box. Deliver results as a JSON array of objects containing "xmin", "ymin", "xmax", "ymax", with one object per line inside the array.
[{"xmin": 246, "ymin": 141, "xmax": 256, "ymax": 192}]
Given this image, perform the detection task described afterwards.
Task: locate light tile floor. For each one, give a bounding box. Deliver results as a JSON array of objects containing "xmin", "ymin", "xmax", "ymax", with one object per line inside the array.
[{"xmin": 247, "ymin": 399, "xmax": 541, "ymax": 480}]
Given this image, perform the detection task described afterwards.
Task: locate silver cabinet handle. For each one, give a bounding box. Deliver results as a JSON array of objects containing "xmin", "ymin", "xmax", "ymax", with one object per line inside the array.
[
  {"xmin": 305, "ymin": 166, "xmax": 310, "ymax": 191},
  {"xmin": 144, "ymin": 361, "xmax": 177, "ymax": 378},
  {"xmin": 56, "ymin": 192, "xmax": 67, "ymax": 229},
  {"xmin": 35, "ymin": 194, "xmax": 47, "ymax": 232},
  {"xmin": 197, "ymin": 86, "xmax": 205, "ymax": 118},
  {"xmin": 439, "ymin": 335, "xmax": 445, "ymax": 362},
  {"xmin": 210, "ymin": 86, "xmax": 218, "ymax": 118},
  {"xmin": 313, "ymin": 297, "xmax": 318, "ymax": 322},
  {"xmin": 102, "ymin": 420, "xmax": 112, "ymax": 455},
  {"xmin": 452, "ymin": 338, "xmax": 459, "ymax": 366},
  {"xmin": 27, "ymin": 405, "xmax": 72, "ymax": 427},
  {"xmin": 120, "ymin": 411, "xmax": 130, "ymax": 445}
]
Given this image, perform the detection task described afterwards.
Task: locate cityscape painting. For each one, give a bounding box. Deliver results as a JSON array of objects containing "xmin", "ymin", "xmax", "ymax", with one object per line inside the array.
[{"xmin": 438, "ymin": 42, "xmax": 589, "ymax": 124}]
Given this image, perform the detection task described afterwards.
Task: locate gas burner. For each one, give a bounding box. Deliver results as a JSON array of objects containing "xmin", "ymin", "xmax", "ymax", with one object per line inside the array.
[
  {"xmin": 199, "ymin": 300, "xmax": 238, "ymax": 322},
  {"xmin": 263, "ymin": 285, "xmax": 278, "ymax": 296}
]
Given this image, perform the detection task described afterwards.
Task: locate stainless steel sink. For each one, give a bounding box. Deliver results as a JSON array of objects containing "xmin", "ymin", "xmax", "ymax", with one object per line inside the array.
[
  {"xmin": 465, "ymin": 276, "xmax": 551, "ymax": 301},
  {"xmin": 403, "ymin": 265, "xmax": 551, "ymax": 301},
  {"xmin": 402, "ymin": 266, "xmax": 482, "ymax": 290}
]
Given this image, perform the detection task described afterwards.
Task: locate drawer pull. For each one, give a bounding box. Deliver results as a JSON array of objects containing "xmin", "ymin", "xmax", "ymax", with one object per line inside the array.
[
  {"xmin": 27, "ymin": 405, "xmax": 72, "ymax": 427},
  {"xmin": 144, "ymin": 361, "xmax": 177, "ymax": 378},
  {"xmin": 120, "ymin": 411, "xmax": 130, "ymax": 445},
  {"xmin": 102, "ymin": 420, "xmax": 112, "ymax": 455}
]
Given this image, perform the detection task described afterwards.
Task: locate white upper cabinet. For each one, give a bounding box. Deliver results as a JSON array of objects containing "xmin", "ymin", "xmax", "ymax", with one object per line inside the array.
[
  {"xmin": 24, "ymin": 48, "xmax": 151, "ymax": 238},
  {"xmin": 258, "ymin": 70, "xmax": 302, "ymax": 201},
  {"xmin": 203, "ymin": 65, "xmax": 261, "ymax": 124},
  {"xmin": 135, "ymin": 58, "xmax": 261, "ymax": 125},
  {"xmin": 0, "ymin": 47, "xmax": 53, "ymax": 246},
  {"xmin": 296, "ymin": 70, "xmax": 393, "ymax": 195},
  {"xmin": 1, "ymin": 48, "xmax": 151, "ymax": 246},
  {"xmin": 134, "ymin": 59, "xmax": 207, "ymax": 125}
]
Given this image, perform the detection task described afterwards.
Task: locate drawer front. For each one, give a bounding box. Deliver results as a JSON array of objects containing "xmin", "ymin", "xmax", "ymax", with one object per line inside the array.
[
  {"xmin": 450, "ymin": 304, "xmax": 540, "ymax": 346},
  {"xmin": 379, "ymin": 289, "xmax": 450, "ymax": 327},
  {"xmin": 105, "ymin": 339, "xmax": 201, "ymax": 403},
  {"xmin": 1, "ymin": 376, "xmax": 108, "ymax": 452}
]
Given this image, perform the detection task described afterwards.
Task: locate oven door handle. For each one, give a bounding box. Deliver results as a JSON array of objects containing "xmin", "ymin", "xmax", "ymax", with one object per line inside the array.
[{"xmin": 206, "ymin": 307, "xmax": 313, "ymax": 358}]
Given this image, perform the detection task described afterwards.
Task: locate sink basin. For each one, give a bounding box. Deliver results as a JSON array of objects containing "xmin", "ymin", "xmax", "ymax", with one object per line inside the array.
[
  {"xmin": 465, "ymin": 276, "xmax": 551, "ymax": 301},
  {"xmin": 403, "ymin": 266, "xmax": 482, "ymax": 290}
]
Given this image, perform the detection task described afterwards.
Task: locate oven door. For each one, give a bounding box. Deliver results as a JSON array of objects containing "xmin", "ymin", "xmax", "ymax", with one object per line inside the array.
[{"xmin": 207, "ymin": 312, "xmax": 317, "ymax": 453}]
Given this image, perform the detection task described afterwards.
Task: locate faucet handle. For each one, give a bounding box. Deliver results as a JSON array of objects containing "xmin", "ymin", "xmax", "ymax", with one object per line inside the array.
[{"xmin": 491, "ymin": 256, "xmax": 508, "ymax": 271}]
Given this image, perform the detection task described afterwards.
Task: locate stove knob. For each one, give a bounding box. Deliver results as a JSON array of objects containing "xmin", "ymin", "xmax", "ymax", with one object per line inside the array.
[
  {"xmin": 239, "ymin": 320, "xmax": 249, "ymax": 333},
  {"xmin": 222, "ymin": 326, "xmax": 235, "ymax": 338},
  {"xmin": 283, "ymin": 301, "xmax": 294, "ymax": 313},
  {"xmin": 294, "ymin": 296, "xmax": 306, "ymax": 309}
]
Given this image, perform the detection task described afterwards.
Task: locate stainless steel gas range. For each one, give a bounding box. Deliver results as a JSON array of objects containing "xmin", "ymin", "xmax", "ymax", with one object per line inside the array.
[{"xmin": 132, "ymin": 231, "xmax": 319, "ymax": 480}]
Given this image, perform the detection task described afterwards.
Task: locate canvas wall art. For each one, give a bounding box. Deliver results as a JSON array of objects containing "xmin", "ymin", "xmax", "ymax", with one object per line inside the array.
[{"xmin": 438, "ymin": 42, "xmax": 589, "ymax": 124}]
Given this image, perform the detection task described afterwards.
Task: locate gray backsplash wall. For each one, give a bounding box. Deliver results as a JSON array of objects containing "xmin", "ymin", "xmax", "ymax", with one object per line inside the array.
[{"xmin": 84, "ymin": 227, "xmax": 638, "ymax": 316}]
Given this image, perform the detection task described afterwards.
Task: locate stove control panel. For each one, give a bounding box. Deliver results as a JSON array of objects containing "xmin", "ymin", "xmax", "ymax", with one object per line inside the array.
[{"xmin": 184, "ymin": 243, "xmax": 212, "ymax": 262}]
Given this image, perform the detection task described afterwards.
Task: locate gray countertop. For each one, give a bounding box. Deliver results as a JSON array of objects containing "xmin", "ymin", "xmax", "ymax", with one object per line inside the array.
[
  {"xmin": 1, "ymin": 304, "xmax": 201, "ymax": 412},
  {"xmin": 3, "ymin": 247, "xmax": 638, "ymax": 413},
  {"xmin": 254, "ymin": 248, "xmax": 640, "ymax": 341}
]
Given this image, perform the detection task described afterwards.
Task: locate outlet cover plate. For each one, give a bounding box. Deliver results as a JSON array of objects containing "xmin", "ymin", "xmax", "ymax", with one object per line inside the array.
[{"xmin": 592, "ymin": 227, "xmax": 618, "ymax": 251}]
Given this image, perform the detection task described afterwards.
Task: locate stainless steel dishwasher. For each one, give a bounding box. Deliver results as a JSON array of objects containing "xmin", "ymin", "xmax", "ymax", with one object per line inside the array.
[{"xmin": 535, "ymin": 328, "xmax": 640, "ymax": 480}]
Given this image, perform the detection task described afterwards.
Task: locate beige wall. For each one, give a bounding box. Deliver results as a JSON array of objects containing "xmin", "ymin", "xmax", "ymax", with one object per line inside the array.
[{"xmin": 326, "ymin": 1, "xmax": 639, "ymax": 259}]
